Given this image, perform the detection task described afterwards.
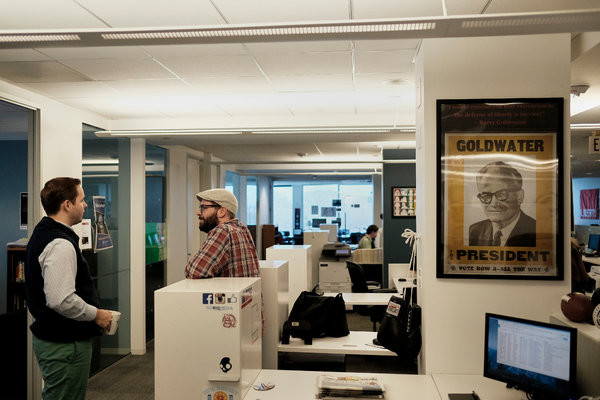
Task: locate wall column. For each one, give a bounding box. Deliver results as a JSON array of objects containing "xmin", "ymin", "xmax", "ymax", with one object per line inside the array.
[{"xmin": 415, "ymin": 34, "xmax": 571, "ymax": 374}]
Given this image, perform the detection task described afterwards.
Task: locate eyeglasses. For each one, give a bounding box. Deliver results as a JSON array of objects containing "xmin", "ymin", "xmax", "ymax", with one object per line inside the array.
[
  {"xmin": 477, "ymin": 189, "xmax": 520, "ymax": 204},
  {"xmin": 199, "ymin": 204, "xmax": 220, "ymax": 211}
]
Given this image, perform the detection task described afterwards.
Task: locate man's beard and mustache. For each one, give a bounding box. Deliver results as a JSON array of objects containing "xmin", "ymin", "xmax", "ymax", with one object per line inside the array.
[{"xmin": 199, "ymin": 212, "xmax": 219, "ymax": 233}]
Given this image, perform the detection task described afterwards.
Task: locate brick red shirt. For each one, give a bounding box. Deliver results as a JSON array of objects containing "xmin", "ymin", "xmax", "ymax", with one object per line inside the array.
[{"xmin": 185, "ymin": 219, "xmax": 260, "ymax": 279}]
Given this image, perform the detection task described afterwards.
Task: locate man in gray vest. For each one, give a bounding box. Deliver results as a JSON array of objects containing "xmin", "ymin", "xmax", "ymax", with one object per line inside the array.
[{"xmin": 25, "ymin": 177, "xmax": 112, "ymax": 400}]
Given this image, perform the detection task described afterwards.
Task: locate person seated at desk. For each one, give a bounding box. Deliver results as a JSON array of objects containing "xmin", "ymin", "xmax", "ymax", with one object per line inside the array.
[
  {"xmin": 571, "ymin": 237, "xmax": 595, "ymax": 293},
  {"xmin": 358, "ymin": 225, "xmax": 379, "ymax": 249}
]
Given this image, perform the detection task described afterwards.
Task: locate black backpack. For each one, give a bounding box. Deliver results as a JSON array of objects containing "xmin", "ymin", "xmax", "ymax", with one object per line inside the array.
[{"xmin": 281, "ymin": 288, "xmax": 349, "ymax": 345}]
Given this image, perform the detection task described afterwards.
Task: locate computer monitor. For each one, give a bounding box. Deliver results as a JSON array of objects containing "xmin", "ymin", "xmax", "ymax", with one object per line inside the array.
[
  {"xmin": 332, "ymin": 199, "xmax": 342, "ymax": 207},
  {"xmin": 484, "ymin": 313, "xmax": 577, "ymax": 400},
  {"xmin": 312, "ymin": 218, "xmax": 326, "ymax": 228},
  {"xmin": 588, "ymin": 233, "xmax": 600, "ymax": 252}
]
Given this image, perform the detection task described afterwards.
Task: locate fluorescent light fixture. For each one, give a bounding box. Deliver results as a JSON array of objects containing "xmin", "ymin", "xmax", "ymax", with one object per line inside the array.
[
  {"xmin": 95, "ymin": 126, "xmax": 416, "ymax": 137},
  {"xmin": 571, "ymin": 123, "xmax": 600, "ymax": 130},
  {"xmin": 0, "ymin": 34, "xmax": 80, "ymax": 43},
  {"xmin": 100, "ymin": 22, "xmax": 436, "ymax": 41},
  {"xmin": 2, "ymin": 9, "xmax": 597, "ymax": 49},
  {"xmin": 82, "ymin": 159, "xmax": 119, "ymax": 165},
  {"xmin": 95, "ymin": 129, "xmax": 242, "ymax": 137}
]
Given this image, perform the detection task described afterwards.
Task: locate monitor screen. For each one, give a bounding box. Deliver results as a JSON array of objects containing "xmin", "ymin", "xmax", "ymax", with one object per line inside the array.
[
  {"xmin": 332, "ymin": 199, "xmax": 342, "ymax": 207},
  {"xmin": 312, "ymin": 218, "xmax": 327, "ymax": 228},
  {"xmin": 484, "ymin": 313, "xmax": 577, "ymax": 399},
  {"xmin": 588, "ymin": 233, "xmax": 600, "ymax": 251}
]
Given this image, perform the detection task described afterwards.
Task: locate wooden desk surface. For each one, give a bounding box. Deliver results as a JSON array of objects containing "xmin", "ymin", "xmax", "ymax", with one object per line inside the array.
[
  {"xmin": 243, "ymin": 370, "xmax": 441, "ymax": 400},
  {"xmin": 278, "ymin": 331, "xmax": 396, "ymax": 356}
]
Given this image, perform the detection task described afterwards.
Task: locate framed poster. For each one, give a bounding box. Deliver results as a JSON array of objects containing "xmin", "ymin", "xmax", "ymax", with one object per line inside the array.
[
  {"xmin": 392, "ymin": 187, "xmax": 416, "ymax": 217},
  {"xmin": 437, "ymin": 98, "xmax": 563, "ymax": 279}
]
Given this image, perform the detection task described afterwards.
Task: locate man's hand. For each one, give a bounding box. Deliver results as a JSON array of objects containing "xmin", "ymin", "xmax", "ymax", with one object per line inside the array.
[{"xmin": 94, "ymin": 309, "xmax": 113, "ymax": 330}]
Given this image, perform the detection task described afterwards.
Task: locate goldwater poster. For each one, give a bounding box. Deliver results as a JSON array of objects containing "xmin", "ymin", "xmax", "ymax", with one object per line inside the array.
[{"xmin": 436, "ymin": 99, "xmax": 563, "ymax": 279}]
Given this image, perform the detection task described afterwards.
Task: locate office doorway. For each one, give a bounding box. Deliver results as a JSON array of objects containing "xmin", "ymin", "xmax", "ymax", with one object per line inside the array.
[{"xmin": 0, "ymin": 99, "xmax": 33, "ymax": 400}]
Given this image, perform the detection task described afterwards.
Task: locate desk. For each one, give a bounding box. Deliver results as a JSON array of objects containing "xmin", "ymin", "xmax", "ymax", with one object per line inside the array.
[
  {"xmin": 582, "ymin": 255, "xmax": 600, "ymax": 266},
  {"xmin": 323, "ymin": 292, "xmax": 392, "ymax": 306},
  {"xmin": 393, "ymin": 275, "xmax": 417, "ymax": 293},
  {"xmin": 243, "ymin": 370, "xmax": 441, "ymax": 400},
  {"xmin": 278, "ymin": 331, "xmax": 395, "ymax": 356},
  {"xmin": 432, "ymin": 374, "xmax": 527, "ymax": 400}
]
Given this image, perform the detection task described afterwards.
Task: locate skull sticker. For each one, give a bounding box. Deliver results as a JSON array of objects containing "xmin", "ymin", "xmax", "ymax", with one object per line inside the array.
[{"xmin": 219, "ymin": 357, "xmax": 232, "ymax": 373}]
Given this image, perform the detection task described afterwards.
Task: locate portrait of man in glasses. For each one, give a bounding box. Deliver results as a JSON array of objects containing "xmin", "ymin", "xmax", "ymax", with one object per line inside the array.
[{"xmin": 468, "ymin": 161, "xmax": 536, "ymax": 247}]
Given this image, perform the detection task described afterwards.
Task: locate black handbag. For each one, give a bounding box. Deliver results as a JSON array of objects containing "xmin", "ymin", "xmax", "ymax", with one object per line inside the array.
[
  {"xmin": 281, "ymin": 288, "xmax": 349, "ymax": 345},
  {"xmin": 375, "ymin": 288, "xmax": 422, "ymax": 359}
]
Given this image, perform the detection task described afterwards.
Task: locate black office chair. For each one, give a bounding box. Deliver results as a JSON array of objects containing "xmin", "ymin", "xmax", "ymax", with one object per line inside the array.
[{"xmin": 346, "ymin": 261, "xmax": 396, "ymax": 331}]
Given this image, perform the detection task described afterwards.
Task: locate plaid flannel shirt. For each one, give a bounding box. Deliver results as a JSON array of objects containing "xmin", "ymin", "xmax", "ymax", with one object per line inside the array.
[{"xmin": 184, "ymin": 219, "xmax": 260, "ymax": 279}]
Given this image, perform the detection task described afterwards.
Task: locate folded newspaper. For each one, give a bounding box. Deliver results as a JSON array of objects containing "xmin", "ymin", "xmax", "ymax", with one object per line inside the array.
[{"xmin": 316, "ymin": 375, "xmax": 385, "ymax": 399}]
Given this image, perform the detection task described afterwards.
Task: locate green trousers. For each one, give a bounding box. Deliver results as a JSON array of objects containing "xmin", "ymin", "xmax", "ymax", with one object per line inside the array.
[{"xmin": 32, "ymin": 336, "xmax": 93, "ymax": 400}]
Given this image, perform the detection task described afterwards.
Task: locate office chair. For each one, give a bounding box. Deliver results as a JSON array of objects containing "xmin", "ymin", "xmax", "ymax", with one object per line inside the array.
[{"xmin": 346, "ymin": 261, "xmax": 396, "ymax": 331}]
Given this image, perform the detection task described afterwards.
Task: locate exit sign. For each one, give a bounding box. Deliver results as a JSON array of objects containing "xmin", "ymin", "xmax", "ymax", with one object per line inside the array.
[{"xmin": 589, "ymin": 136, "xmax": 600, "ymax": 153}]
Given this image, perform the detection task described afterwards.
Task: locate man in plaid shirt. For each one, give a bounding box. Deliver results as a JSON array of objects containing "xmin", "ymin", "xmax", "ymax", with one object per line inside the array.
[{"xmin": 185, "ymin": 188, "xmax": 260, "ymax": 279}]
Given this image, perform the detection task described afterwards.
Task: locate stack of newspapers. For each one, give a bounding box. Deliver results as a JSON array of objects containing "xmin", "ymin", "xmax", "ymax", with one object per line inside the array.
[{"xmin": 316, "ymin": 375, "xmax": 385, "ymax": 399}]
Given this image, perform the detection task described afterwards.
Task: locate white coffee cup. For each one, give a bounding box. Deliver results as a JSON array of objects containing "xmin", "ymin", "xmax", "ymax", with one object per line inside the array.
[{"xmin": 104, "ymin": 310, "xmax": 121, "ymax": 335}]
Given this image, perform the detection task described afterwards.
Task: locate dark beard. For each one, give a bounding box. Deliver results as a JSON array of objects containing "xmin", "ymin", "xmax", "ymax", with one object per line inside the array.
[{"xmin": 199, "ymin": 213, "xmax": 219, "ymax": 233}]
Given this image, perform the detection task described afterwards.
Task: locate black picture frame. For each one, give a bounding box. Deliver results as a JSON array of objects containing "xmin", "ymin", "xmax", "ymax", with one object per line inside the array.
[
  {"xmin": 436, "ymin": 98, "xmax": 564, "ymax": 279},
  {"xmin": 392, "ymin": 187, "xmax": 416, "ymax": 218}
]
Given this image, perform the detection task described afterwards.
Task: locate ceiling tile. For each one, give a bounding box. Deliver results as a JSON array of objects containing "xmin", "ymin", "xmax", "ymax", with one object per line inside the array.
[
  {"xmin": 103, "ymin": 79, "xmax": 194, "ymax": 96},
  {"xmin": 212, "ymin": 0, "xmax": 349, "ymax": 23},
  {"xmin": 59, "ymin": 58, "xmax": 174, "ymax": 80},
  {"xmin": 355, "ymin": 91, "xmax": 415, "ymax": 115},
  {"xmin": 355, "ymin": 73, "xmax": 413, "ymax": 92},
  {"xmin": 37, "ymin": 46, "xmax": 150, "ymax": 60},
  {"xmin": 185, "ymin": 76, "xmax": 274, "ymax": 94},
  {"xmin": 0, "ymin": 61, "xmax": 91, "ymax": 83},
  {"xmin": 213, "ymin": 94, "xmax": 291, "ymax": 116},
  {"xmin": 0, "ymin": 49, "xmax": 52, "ymax": 62},
  {"xmin": 445, "ymin": 0, "xmax": 489, "ymax": 15},
  {"xmin": 77, "ymin": 0, "xmax": 224, "ymax": 27},
  {"xmin": 353, "ymin": 39, "xmax": 420, "ymax": 52},
  {"xmin": 142, "ymin": 44, "xmax": 248, "ymax": 58},
  {"xmin": 355, "ymin": 50, "xmax": 414, "ymax": 74},
  {"xmin": 162, "ymin": 55, "xmax": 262, "ymax": 78},
  {"xmin": 270, "ymin": 74, "xmax": 354, "ymax": 92},
  {"xmin": 20, "ymin": 81, "xmax": 119, "ymax": 98},
  {"xmin": 245, "ymin": 41, "xmax": 352, "ymax": 54},
  {"xmin": 255, "ymin": 52, "xmax": 351, "ymax": 75},
  {"xmin": 0, "ymin": 0, "xmax": 106, "ymax": 29},
  {"xmin": 485, "ymin": 0, "xmax": 600, "ymax": 14},
  {"xmin": 352, "ymin": 0, "xmax": 443, "ymax": 18},
  {"xmin": 281, "ymin": 91, "xmax": 356, "ymax": 114}
]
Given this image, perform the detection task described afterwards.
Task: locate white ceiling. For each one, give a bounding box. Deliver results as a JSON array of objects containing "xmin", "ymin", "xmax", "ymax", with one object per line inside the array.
[{"xmin": 1, "ymin": 0, "xmax": 600, "ymax": 177}]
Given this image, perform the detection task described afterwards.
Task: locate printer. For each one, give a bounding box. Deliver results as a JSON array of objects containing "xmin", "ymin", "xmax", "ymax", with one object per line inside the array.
[{"xmin": 318, "ymin": 243, "xmax": 352, "ymax": 292}]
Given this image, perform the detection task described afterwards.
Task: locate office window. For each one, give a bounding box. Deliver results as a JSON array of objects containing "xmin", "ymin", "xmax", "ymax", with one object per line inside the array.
[
  {"xmin": 247, "ymin": 178, "xmax": 257, "ymax": 225},
  {"xmin": 303, "ymin": 184, "xmax": 339, "ymax": 230},
  {"xmin": 340, "ymin": 184, "xmax": 373, "ymax": 233},
  {"xmin": 273, "ymin": 186, "xmax": 293, "ymax": 234}
]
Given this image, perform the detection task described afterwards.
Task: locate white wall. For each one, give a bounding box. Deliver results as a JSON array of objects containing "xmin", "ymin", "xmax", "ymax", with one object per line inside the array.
[{"xmin": 415, "ymin": 34, "xmax": 572, "ymax": 374}]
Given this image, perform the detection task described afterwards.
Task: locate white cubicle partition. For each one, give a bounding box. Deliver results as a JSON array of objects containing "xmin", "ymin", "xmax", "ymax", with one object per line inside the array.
[
  {"xmin": 259, "ymin": 260, "xmax": 289, "ymax": 369},
  {"xmin": 155, "ymin": 278, "xmax": 262, "ymax": 400},
  {"xmin": 550, "ymin": 312, "xmax": 600, "ymax": 396},
  {"xmin": 304, "ymin": 230, "xmax": 329, "ymax": 285},
  {"xmin": 266, "ymin": 245, "xmax": 313, "ymax": 312}
]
